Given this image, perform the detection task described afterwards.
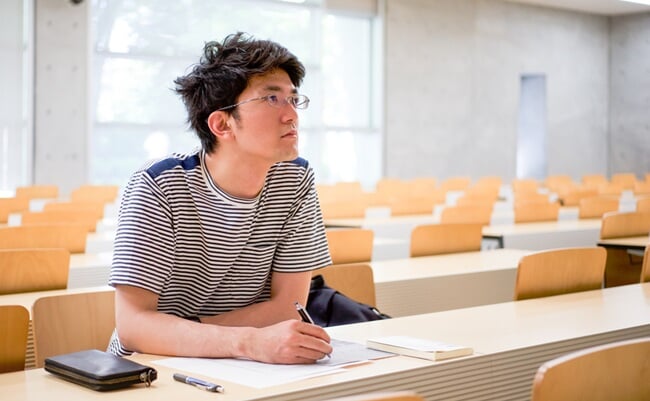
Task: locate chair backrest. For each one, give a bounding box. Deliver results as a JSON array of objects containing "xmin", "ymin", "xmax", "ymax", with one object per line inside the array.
[
  {"xmin": 514, "ymin": 202, "xmax": 560, "ymax": 223},
  {"xmin": 0, "ymin": 197, "xmax": 30, "ymax": 223},
  {"xmin": 638, "ymin": 197, "xmax": 650, "ymax": 212},
  {"xmin": 600, "ymin": 211, "xmax": 650, "ymax": 239},
  {"xmin": 320, "ymin": 198, "xmax": 367, "ymax": 219},
  {"xmin": 439, "ymin": 176, "xmax": 471, "ymax": 192},
  {"xmin": 20, "ymin": 210, "xmax": 100, "ymax": 232},
  {"xmin": 530, "ymin": 337, "xmax": 650, "ymax": 401},
  {"xmin": 582, "ymin": 174, "xmax": 608, "ymax": 189},
  {"xmin": 641, "ymin": 246, "xmax": 650, "ymax": 283},
  {"xmin": 0, "ymin": 305, "xmax": 30, "ymax": 373},
  {"xmin": 511, "ymin": 178, "xmax": 539, "ymax": 194},
  {"xmin": 578, "ymin": 196, "xmax": 619, "ymax": 219},
  {"xmin": 14, "ymin": 185, "xmax": 59, "ymax": 200},
  {"xmin": 32, "ymin": 289, "xmax": 116, "ymax": 368},
  {"xmin": 323, "ymin": 391, "xmax": 425, "ymax": 401},
  {"xmin": 610, "ymin": 172, "xmax": 638, "ymax": 190},
  {"xmin": 410, "ymin": 223, "xmax": 483, "ymax": 257},
  {"xmin": 325, "ymin": 229, "xmax": 374, "ymax": 265},
  {"xmin": 389, "ymin": 196, "xmax": 435, "ymax": 216},
  {"xmin": 558, "ymin": 188, "xmax": 598, "ymax": 207},
  {"xmin": 311, "ymin": 263, "xmax": 376, "ymax": 307},
  {"xmin": 70, "ymin": 184, "xmax": 120, "ymax": 203},
  {"xmin": 43, "ymin": 200, "xmax": 106, "ymax": 219},
  {"xmin": 514, "ymin": 247, "xmax": 606, "ymax": 301},
  {"xmin": 0, "ymin": 224, "xmax": 88, "ymax": 253},
  {"xmin": 0, "ymin": 248, "xmax": 70, "ymax": 295},
  {"xmin": 440, "ymin": 205, "xmax": 492, "ymax": 225}
]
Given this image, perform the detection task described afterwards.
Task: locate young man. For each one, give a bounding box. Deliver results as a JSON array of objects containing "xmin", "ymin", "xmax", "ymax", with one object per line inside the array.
[{"xmin": 107, "ymin": 32, "xmax": 333, "ymax": 364}]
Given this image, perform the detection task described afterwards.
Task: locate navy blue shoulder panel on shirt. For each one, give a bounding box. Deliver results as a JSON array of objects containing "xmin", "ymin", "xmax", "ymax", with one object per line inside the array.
[
  {"xmin": 145, "ymin": 154, "xmax": 201, "ymax": 179},
  {"xmin": 289, "ymin": 157, "xmax": 309, "ymax": 169}
]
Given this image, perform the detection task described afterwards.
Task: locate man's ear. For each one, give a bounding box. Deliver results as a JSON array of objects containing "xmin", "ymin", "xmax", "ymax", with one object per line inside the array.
[{"xmin": 207, "ymin": 111, "xmax": 232, "ymax": 139}]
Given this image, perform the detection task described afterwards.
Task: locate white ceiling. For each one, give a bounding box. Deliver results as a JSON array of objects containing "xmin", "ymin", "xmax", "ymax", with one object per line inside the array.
[{"xmin": 506, "ymin": 0, "xmax": 650, "ymax": 15}]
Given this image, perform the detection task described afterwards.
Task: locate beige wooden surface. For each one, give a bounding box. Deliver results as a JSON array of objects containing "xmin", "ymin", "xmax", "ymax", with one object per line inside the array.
[
  {"xmin": 1, "ymin": 284, "xmax": 649, "ymax": 401},
  {"xmin": 371, "ymin": 249, "xmax": 530, "ymax": 317},
  {"xmin": 596, "ymin": 235, "xmax": 649, "ymax": 251}
]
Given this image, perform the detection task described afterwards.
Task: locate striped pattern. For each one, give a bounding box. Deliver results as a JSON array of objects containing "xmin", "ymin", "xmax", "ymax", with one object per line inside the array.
[{"xmin": 108, "ymin": 151, "xmax": 331, "ymax": 355}]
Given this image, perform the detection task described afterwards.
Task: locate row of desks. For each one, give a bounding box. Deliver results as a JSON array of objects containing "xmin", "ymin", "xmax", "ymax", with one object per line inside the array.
[{"xmin": 2, "ymin": 283, "xmax": 649, "ymax": 400}]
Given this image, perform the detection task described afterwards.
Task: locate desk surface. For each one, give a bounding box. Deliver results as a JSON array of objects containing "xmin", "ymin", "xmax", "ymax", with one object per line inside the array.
[
  {"xmin": 3, "ymin": 284, "xmax": 649, "ymax": 401},
  {"xmin": 597, "ymin": 235, "xmax": 649, "ymax": 251},
  {"xmin": 371, "ymin": 249, "xmax": 530, "ymax": 317},
  {"xmin": 0, "ymin": 286, "xmax": 113, "ymax": 316}
]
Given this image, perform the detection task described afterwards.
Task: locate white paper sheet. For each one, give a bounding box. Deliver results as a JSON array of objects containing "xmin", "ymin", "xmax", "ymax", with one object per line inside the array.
[{"xmin": 153, "ymin": 339, "xmax": 392, "ymax": 389}]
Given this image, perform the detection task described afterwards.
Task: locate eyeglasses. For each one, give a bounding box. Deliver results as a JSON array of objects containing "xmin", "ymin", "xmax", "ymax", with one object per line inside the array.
[{"xmin": 216, "ymin": 94, "xmax": 310, "ymax": 111}]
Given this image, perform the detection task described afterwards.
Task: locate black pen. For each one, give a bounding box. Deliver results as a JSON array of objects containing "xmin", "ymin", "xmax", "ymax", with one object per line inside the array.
[
  {"xmin": 295, "ymin": 301, "xmax": 331, "ymax": 358},
  {"xmin": 173, "ymin": 373, "xmax": 224, "ymax": 393},
  {"xmin": 294, "ymin": 301, "xmax": 315, "ymax": 324}
]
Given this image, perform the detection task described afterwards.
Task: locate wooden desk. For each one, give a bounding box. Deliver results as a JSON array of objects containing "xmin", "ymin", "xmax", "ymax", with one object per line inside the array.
[
  {"xmin": 2, "ymin": 284, "xmax": 649, "ymax": 401},
  {"xmin": 482, "ymin": 219, "xmax": 602, "ymax": 250},
  {"xmin": 597, "ymin": 235, "xmax": 648, "ymax": 252},
  {"xmin": 372, "ymin": 249, "xmax": 531, "ymax": 317}
]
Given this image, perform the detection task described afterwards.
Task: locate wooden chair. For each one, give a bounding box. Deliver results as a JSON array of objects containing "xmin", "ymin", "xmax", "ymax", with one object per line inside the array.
[
  {"xmin": 20, "ymin": 210, "xmax": 100, "ymax": 232},
  {"xmin": 438, "ymin": 176, "xmax": 471, "ymax": 192},
  {"xmin": 325, "ymin": 229, "xmax": 374, "ymax": 264},
  {"xmin": 440, "ymin": 205, "xmax": 492, "ymax": 225},
  {"xmin": 638, "ymin": 197, "xmax": 650, "ymax": 212},
  {"xmin": 600, "ymin": 211, "xmax": 650, "ymax": 287},
  {"xmin": 14, "ymin": 185, "xmax": 58, "ymax": 200},
  {"xmin": 322, "ymin": 391, "xmax": 425, "ymax": 401},
  {"xmin": 0, "ymin": 248, "xmax": 70, "ymax": 295},
  {"xmin": 530, "ymin": 337, "xmax": 650, "ymax": 401},
  {"xmin": 514, "ymin": 202, "xmax": 560, "ymax": 223},
  {"xmin": 514, "ymin": 247, "xmax": 606, "ymax": 301},
  {"xmin": 544, "ymin": 174, "xmax": 573, "ymax": 193},
  {"xmin": 610, "ymin": 172, "xmax": 638, "ymax": 190},
  {"xmin": 43, "ymin": 200, "xmax": 106, "ymax": 219},
  {"xmin": 634, "ymin": 181, "xmax": 650, "ymax": 196},
  {"xmin": 32, "ymin": 289, "xmax": 116, "ymax": 368},
  {"xmin": 557, "ymin": 187, "xmax": 598, "ymax": 206},
  {"xmin": 0, "ymin": 197, "xmax": 29, "ymax": 224},
  {"xmin": 70, "ymin": 184, "xmax": 120, "ymax": 203},
  {"xmin": 320, "ymin": 198, "xmax": 367, "ymax": 219},
  {"xmin": 0, "ymin": 224, "xmax": 88, "ymax": 253},
  {"xmin": 581, "ymin": 174, "xmax": 608, "ymax": 189},
  {"xmin": 0, "ymin": 305, "xmax": 30, "ymax": 373},
  {"xmin": 600, "ymin": 211, "xmax": 650, "ymax": 239},
  {"xmin": 597, "ymin": 182, "xmax": 624, "ymax": 196},
  {"xmin": 511, "ymin": 178, "xmax": 539, "ymax": 194},
  {"xmin": 311, "ymin": 263, "xmax": 376, "ymax": 307},
  {"xmin": 410, "ymin": 223, "xmax": 483, "ymax": 257},
  {"xmin": 641, "ymin": 246, "xmax": 650, "ymax": 283},
  {"xmin": 389, "ymin": 196, "xmax": 435, "ymax": 216},
  {"xmin": 578, "ymin": 196, "xmax": 619, "ymax": 219}
]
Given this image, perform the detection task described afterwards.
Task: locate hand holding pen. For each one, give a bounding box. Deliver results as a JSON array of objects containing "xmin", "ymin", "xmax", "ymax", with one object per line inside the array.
[{"xmin": 295, "ymin": 302, "xmax": 331, "ymax": 359}]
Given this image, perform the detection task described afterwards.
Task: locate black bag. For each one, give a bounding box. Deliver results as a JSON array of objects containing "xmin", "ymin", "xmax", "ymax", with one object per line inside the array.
[
  {"xmin": 44, "ymin": 349, "xmax": 157, "ymax": 391},
  {"xmin": 307, "ymin": 274, "xmax": 391, "ymax": 327}
]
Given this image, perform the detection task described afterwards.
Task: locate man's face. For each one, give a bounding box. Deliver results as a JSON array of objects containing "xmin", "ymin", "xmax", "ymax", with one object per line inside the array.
[{"xmin": 226, "ymin": 69, "xmax": 301, "ymax": 165}]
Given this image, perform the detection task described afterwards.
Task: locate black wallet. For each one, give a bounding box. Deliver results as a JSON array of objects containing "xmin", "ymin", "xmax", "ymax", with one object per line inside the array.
[{"xmin": 44, "ymin": 349, "xmax": 157, "ymax": 391}]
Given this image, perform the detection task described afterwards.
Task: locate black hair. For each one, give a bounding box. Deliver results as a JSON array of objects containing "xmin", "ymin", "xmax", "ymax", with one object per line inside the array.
[{"xmin": 174, "ymin": 32, "xmax": 305, "ymax": 153}]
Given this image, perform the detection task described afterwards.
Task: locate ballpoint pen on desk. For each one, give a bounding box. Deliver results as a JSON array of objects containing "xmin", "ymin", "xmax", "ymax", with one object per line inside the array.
[
  {"xmin": 173, "ymin": 373, "xmax": 225, "ymax": 393},
  {"xmin": 294, "ymin": 301, "xmax": 331, "ymax": 359}
]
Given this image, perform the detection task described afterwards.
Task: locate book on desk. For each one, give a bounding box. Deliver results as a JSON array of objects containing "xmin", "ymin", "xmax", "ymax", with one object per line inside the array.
[{"xmin": 366, "ymin": 335, "xmax": 473, "ymax": 361}]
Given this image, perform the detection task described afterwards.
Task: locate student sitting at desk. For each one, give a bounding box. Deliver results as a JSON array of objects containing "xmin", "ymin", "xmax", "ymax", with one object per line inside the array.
[{"xmin": 108, "ymin": 32, "xmax": 332, "ymax": 364}]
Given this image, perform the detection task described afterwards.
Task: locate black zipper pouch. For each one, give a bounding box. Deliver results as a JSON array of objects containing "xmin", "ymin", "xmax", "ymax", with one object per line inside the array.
[{"xmin": 44, "ymin": 349, "xmax": 157, "ymax": 391}]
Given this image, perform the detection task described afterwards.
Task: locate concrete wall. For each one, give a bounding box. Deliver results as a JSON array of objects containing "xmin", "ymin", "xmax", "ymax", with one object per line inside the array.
[
  {"xmin": 384, "ymin": 0, "xmax": 610, "ymax": 182},
  {"xmin": 610, "ymin": 12, "xmax": 650, "ymax": 178},
  {"xmin": 34, "ymin": 0, "xmax": 89, "ymax": 195}
]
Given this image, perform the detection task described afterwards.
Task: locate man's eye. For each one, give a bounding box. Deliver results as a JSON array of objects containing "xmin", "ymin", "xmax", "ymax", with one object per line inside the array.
[{"xmin": 266, "ymin": 95, "xmax": 279, "ymax": 105}]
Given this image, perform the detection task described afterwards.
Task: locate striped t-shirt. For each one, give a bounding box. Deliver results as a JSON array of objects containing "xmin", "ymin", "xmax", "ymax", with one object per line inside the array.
[{"xmin": 107, "ymin": 150, "xmax": 331, "ymax": 356}]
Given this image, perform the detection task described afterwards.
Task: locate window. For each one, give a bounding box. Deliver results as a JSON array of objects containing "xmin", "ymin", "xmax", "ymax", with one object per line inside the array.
[{"xmin": 91, "ymin": 0, "xmax": 382, "ymax": 188}]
